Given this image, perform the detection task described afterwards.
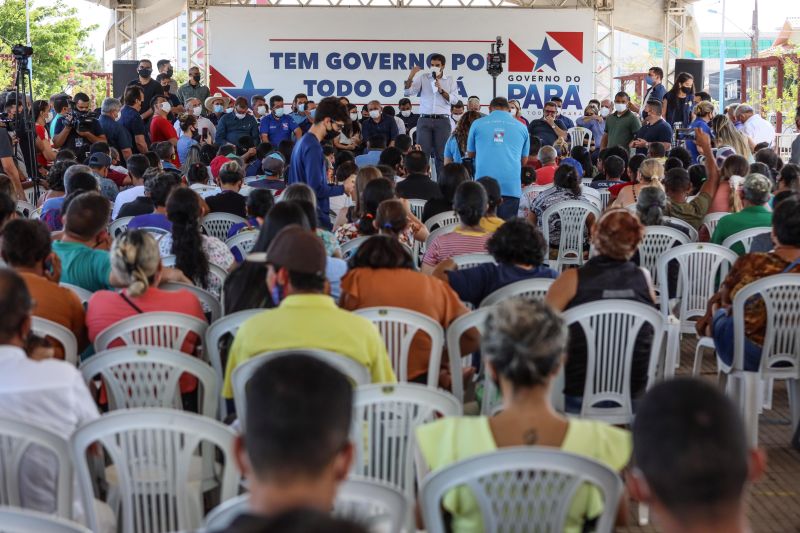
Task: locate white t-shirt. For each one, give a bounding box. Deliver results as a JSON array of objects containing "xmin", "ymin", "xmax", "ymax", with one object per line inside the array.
[
  {"xmin": 112, "ymin": 185, "xmax": 145, "ymax": 219},
  {"xmin": 741, "ymin": 114, "xmax": 775, "ymax": 147}
]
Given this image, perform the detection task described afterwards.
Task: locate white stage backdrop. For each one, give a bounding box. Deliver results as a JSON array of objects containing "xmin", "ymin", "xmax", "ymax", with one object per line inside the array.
[{"xmin": 208, "ymin": 7, "xmax": 594, "ymax": 120}]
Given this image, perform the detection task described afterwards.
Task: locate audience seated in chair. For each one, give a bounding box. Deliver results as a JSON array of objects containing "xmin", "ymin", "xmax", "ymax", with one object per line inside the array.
[
  {"xmin": 206, "ymin": 160, "xmax": 247, "ymax": 218},
  {"xmin": 125, "ymin": 171, "xmax": 180, "ymax": 228}
]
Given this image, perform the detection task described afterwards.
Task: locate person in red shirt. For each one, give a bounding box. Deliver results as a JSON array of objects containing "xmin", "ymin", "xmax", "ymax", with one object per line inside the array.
[
  {"xmin": 33, "ymin": 100, "xmax": 57, "ymax": 174},
  {"xmin": 535, "ymin": 145, "xmax": 558, "ymax": 185},
  {"xmin": 149, "ymin": 95, "xmax": 180, "ymax": 166}
]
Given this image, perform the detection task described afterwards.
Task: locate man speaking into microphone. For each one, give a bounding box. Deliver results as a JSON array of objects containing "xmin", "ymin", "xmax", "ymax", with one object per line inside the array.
[{"xmin": 403, "ymin": 53, "xmax": 458, "ymax": 176}]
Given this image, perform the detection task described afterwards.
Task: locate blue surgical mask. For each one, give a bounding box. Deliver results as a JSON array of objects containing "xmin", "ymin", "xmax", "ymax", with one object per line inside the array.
[
  {"xmin": 213, "ymin": 104, "xmax": 223, "ymax": 113},
  {"xmin": 645, "ymin": 75, "xmax": 654, "ymax": 86},
  {"xmin": 309, "ymin": 109, "xmax": 316, "ymax": 119},
  {"xmin": 271, "ymin": 284, "xmax": 283, "ymax": 305}
]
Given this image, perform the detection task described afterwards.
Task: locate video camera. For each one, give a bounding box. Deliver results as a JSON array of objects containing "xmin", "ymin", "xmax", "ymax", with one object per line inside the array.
[
  {"xmin": 68, "ymin": 102, "xmax": 100, "ymax": 133},
  {"xmin": 675, "ymin": 128, "xmax": 696, "ymax": 141},
  {"xmin": 486, "ymin": 36, "xmax": 506, "ymax": 78},
  {"xmin": 12, "ymin": 44, "xmax": 33, "ymax": 63}
]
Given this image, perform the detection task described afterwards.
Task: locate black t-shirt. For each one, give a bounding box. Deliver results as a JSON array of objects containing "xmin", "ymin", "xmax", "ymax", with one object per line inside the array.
[
  {"xmin": 0, "ymin": 126, "xmax": 13, "ymax": 159},
  {"xmin": 206, "ymin": 190, "xmax": 247, "ymax": 218},
  {"xmin": 128, "ymin": 78, "xmax": 162, "ymax": 115},
  {"xmin": 53, "ymin": 115, "xmax": 104, "ymax": 163},
  {"xmin": 118, "ymin": 196, "xmax": 155, "ymax": 218},
  {"xmin": 396, "ymin": 173, "xmax": 442, "ymax": 201}
]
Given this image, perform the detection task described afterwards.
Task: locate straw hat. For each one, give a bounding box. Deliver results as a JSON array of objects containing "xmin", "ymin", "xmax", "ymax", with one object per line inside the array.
[{"xmin": 204, "ymin": 92, "xmax": 230, "ymax": 112}]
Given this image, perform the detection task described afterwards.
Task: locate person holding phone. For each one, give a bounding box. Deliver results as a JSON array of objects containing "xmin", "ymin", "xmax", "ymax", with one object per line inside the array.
[
  {"xmin": 175, "ymin": 97, "xmax": 216, "ymax": 141},
  {"xmin": 177, "ymin": 114, "xmax": 211, "ymax": 169}
]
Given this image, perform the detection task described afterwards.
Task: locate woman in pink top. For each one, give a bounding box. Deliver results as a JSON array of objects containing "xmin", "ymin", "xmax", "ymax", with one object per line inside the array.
[{"xmin": 86, "ymin": 230, "xmax": 206, "ymax": 393}]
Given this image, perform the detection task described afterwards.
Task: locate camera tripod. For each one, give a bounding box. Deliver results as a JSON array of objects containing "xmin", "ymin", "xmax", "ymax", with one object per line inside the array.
[{"xmin": 10, "ymin": 46, "xmax": 40, "ymax": 200}]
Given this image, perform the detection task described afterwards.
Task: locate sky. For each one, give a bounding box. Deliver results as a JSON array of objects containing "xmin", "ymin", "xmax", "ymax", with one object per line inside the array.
[{"xmin": 49, "ymin": 0, "xmax": 795, "ymax": 65}]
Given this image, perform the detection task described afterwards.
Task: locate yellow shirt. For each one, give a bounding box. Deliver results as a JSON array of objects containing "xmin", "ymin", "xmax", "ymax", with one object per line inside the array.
[
  {"xmin": 416, "ymin": 416, "xmax": 631, "ymax": 533},
  {"xmin": 479, "ymin": 216, "xmax": 505, "ymax": 233},
  {"xmin": 222, "ymin": 294, "xmax": 396, "ymax": 398}
]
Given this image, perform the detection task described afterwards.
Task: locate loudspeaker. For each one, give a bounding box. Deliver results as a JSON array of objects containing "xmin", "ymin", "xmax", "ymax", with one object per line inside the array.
[
  {"xmin": 674, "ymin": 59, "xmax": 705, "ymax": 90},
  {"xmin": 112, "ymin": 60, "xmax": 140, "ymax": 99}
]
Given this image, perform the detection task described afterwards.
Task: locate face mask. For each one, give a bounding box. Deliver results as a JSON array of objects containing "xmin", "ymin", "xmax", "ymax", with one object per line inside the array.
[
  {"xmin": 192, "ymin": 74, "xmax": 201, "ymax": 83},
  {"xmin": 325, "ymin": 124, "xmax": 339, "ymax": 141},
  {"xmin": 599, "ymin": 107, "xmax": 610, "ymax": 117},
  {"xmin": 256, "ymin": 105, "xmax": 266, "ymax": 116},
  {"xmin": 160, "ymin": 102, "xmax": 172, "ymax": 113},
  {"xmin": 165, "ymin": 68, "xmax": 173, "ymax": 77},
  {"xmin": 369, "ymin": 109, "xmax": 381, "ymax": 119},
  {"xmin": 509, "ymin": 109, "xmax": 517, "ymax": 117},
  {"xmin": 213, "ymin": 104, "xmax": 224, "ymax": 113},
  {"xmin": 193, "ymin": 106, "xmax": 202, "ymax": 116},
  {"xmin": 235, "ymin": 111, "xmax": 246, "ymax": 119},
  {"xmin": 138, "ymin": 68, "xmax": 152, "ymax": 78},
  {"xmin": 614, "ymin": 103, "xmax": 627, "ymax": 113},
  {"xmin": 297, "ymin": 103, "xmax": 305, "ymax": 112},
  {"xmin": 274, "ymin": 108, "xmax": 285, "ymax": 117},
  {"xmin": 225, "ymin": 107, "xmax": 234, "ymax": 114},
  {"xmin": 683, "ymin": 85, "xmax": 693, "ymax": 93},
  {"xmin": 46, "ymin": 111, "xmax": 54, "ymax": 122},
  {"xmin": 400, "ymin": 110, "xmax": 411, "ymax": 117},
  {"xmin": 645, "ymin": 75, "xmax": 654, "ymax": 86},
  {"xmin": 452, "ymin": 113, "xmax": 463, "ymax": 121},
  {"xmin": 309, "ymin": 109, "xmax": 316, "ymax": 119},
  {"xmin": 349, "ymin": 112, "xmax": 359, "ymax": 121}
]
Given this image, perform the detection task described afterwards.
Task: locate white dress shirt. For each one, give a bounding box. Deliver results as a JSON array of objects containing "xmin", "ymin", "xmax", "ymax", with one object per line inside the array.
[
  {"xmin": 174, "ymin": 115, "xmax": 216, "ymax": 141},
  {"xmin": 394, "ymin": 116, "xmax": 407, "ymax": 135},
  {"xmin": 741, "ymin": 114, "xmax": 775, "ymax": 147},
  {"xmin": 112, "ymin": 184, "xmax": 145, "ymax": 219},
  {"xmin": 404, "ymin": 71, "xmax": 458, "ymax": 115}
]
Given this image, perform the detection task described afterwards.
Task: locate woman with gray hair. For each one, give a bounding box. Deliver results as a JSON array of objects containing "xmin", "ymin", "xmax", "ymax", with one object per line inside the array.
[
  {"xmin": 635, "ymin": 186, "xmax": 691, "ymax": 237},
  {"xmin": 415, "ymin": 299, "xmax": 630, "ymax": 532}
]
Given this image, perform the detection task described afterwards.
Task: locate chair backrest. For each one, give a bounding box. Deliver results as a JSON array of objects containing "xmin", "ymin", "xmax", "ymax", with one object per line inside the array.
[
  {"xmin": 201, "ymin": 213, "xmax": 248, "ymax": 241},
  {"xmin": 407, "ymin": 199, "xmax": 427, "ymax": 220},
  {"xmin": 424, "ymin": 223, "xmax": 458, "ymax": 251},
  {"xmin": 445, "ymin": 307, "xmax": 492, "ymax": 403},
  {"xmin": 70, "ymin": 409, "xmax": 238, "ymax": 533},
  {"xmin": 207, "ymin": 263, "xmax": 229, "ymax": 299},
  {"xmin": 700, "ymin": 212, "xmax": 728, "ymax": 238},
  {"xmin": 139, "ymin": 226, "xmax": 170, "ymax": 237},
  {"xmin": 581, "ymin": 178, "xmax": 594, "ymax": 186},
  {"xmin": 479, "ymin": 278, "xmax": 555, "ymax": 308},
  {"xmin": 354, "ymin": 307, "xmax": 444, "ymax": 387},
  {"xmin": 335, "ymin": 477, "xmax": 412, "ymax": 533},
  {"xmin": 420, "ymin": 447, "xmax": 623, "ymax": 533},
  {"xmin": 561, "ymin": 300, "xmax": 665, "ymax": 424},
  {"xmin": 639, "ymin": 226, "xmax": 690, "ymax": 285},
  {"xmin": 203, "ymin": 493, "xmax": 249, "ymax": 531},
  {"xmin": 108, "ymin": 216, "xmax": 134, "ymax": 239},
  {"xmin": 0, "ymin": 418, "xmax": 73, "ymax": 518},
  {"xmin": 341, "ymin": 235, "xmax": 371, "ymax": 261},
  {"xmin": 232, "ymin": 349, "xmax": 371, "ymax": 429},
  {"xmin": 159, "ymin": 281, "xmax": 222, "ymax": 323},
  {"xmin": 580, "ymin": 187, "xmax": 603, "ymax": 210},
  {"xmin": 451, "ymin": 253, "xmax": 495, "ymax": 270},
  {"xmin": 15, "ymin": 200, "xmax": 35, "ymax": 218},
  {"xmin": 721, "ymin": 226, "xmax": 772, "ymax": 254},
  {"xmin": 31, "ymin": 317, "xmax": 78, "ymax": 366},
  {"xmin": 424, "ymin": 210, "xmax": 460, "ymax": 232},
  {"xmin": 93, "ymin": 312, "xmax": 209, "ymax": 359},
  {"xmin": 522, "ymin": 184, "xmax": 554, "ymax": 205},
  {"xmin": 29, "ymin": 206, "xmax": 43, "ymax": 220},
  {"xmin": 190, "ymin": 183, "xmax": 217, "ymax": 193},
  {"xmin": 662, "ymin": 216, "xmax": 698, "ymax": 241},
  {"xmin": 598, "ymin": 188, "xmax": 611, "ymax": 210},
  {"xmin": 567, "ymin": 126, "xmax": 593, "ymax": 151},
  {"xmin": 224, "ymin": 230, "xmax": 259, "ymax": 260},
  {"xmin": 656, "ymin": 243, "xmax": 738, "ymax": 332},
  {"xmin": 160, "ymin": 254, "xmax": 177, "ymax": 267},
  {"xmin": 59, "ymin": 283, "xmax": 93, "ymax": 306},
  {"xmin": 0, "ymin": 507, "xmax": 91, "ymax": 533},
  {"xmin": 351, "ymin": 384, "xmax": 461, "ymax": 499},
  {"xmin": 80, "ymin": 347, "xmax": 219, "ymax": 418},
  {"xmin": 541, "ymin": 200, "xmax": 600, "ymax": 272}
]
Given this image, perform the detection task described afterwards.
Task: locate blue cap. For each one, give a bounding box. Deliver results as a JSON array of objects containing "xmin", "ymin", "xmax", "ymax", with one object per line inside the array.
[{"xmin": 559, "ymin": 157, "xmax": 584, "ymax": 178}]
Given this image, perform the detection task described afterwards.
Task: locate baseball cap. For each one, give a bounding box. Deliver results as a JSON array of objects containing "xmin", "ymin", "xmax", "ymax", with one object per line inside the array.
[
  {"xmin": 87, "ymin": 152, "xmax": 112, "ymax": 168},
  {"xmin": 559, "ymin": 157, "xmax": 584, "ymax": 179},
  {"xmin": 248, "ymin": 225, "xmax": 327, "ymax": 276},
  {"xmin": 262, "ymin": 152, "xmax": 285, "ymax": 176},
  {"xmin": 742, "ymin": 173, "xmax": 772, "ymax": 196}
]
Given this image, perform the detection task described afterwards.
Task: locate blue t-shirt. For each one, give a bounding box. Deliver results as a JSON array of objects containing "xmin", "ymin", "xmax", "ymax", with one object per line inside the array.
[
  {"xmin": 354, "ymin": 150, "xmax": 382, "ymax": 168},
  {"xmin": 128, "ymin": 213, "xmax": 172, "ymax": 231},
  {"xmin": 686, "ymin": 118, "xmax": 712, "ymax": 163},
  {"xmin": 467, "ymin": 111, "xmax": 530, "ymax": 198},
  {"xmin": 635, "ymin": 119, "xmax": 673, "ymax": 154},
  {"xmin": 443, "ymin": 136, "xmax": 463, "ymax": 163},
  {"xmin": 120, "ymin": 105, "xmax": 149, "ymax": 151},
  {"xmin": 245, "ymin": 159, "xmax": 262, "ymax": 177},
  {"xmin": 288, "ymin": 133, "xmax": 344, "ymax": 229},
  {"xmin": 52, "ymin": 241, "xmax": 113, "ymax": 293},
  {"xmin": 177, "ymin": 135, "xmax": 198, "ymax": 165},
  {"xmin": 446, "ymin": 262, "xmax": 558, "ymax": 309},
  {"xmin": 98, "ymin": 114, "xmax": 132, "ymax": 152},
  {"xmin": 259, "ymin": 114, "xmax": 296, "ymax": 145}
]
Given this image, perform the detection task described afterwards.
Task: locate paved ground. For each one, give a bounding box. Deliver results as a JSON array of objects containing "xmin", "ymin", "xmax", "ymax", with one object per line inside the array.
[{"xmin": 620, "ymin": 337, "xmax": 800, "ymax": 532}]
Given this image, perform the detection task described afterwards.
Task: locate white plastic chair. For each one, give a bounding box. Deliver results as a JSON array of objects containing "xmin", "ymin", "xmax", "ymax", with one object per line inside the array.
[
  {"xmin": 598, "ymin": 188, "xmax": 611, "ymax": 210},
  {"xmin": 420, "ymin": 448, "xmax": 623, "ymax": 533},
  {"xmin": 93, "ymin": 312, "xmax": 209, "ymax": 362},
  {"xmin": 581, "ymin": 178, "xmax": 594, "ymax": 186},
  {"xmin": 190, "ymin": 183, "xmax": 218, "ymax": 194},
  {"xmin": 0, "ymin": 507, "xmax": 90, "ymax": 533},
  {"xmin": 567, "ymin": 126, "xmax": 593, "ymax": 151},
  {"xmin": 341, "ymin": 235, "xmax": 371, "ymax": 261},
  {"xmin": 424, "ymin": 223, "xmax": 458, "ymax": 252},
  {"xmin": 0, "ymin": 418, "xmax": 73, "ymax": 518},
  {"xmin": 232, "ymin": 349, "xmax": 370, "ymax": 429},
  {"xmin": 201, "ymin": 213, "xmax": 247, "ymax": 241},
  {"xmin": 407, "ymin": 199, "xmax": 427, "ymax": 220},
  {"xmin": 24, "ymin": 187, "xmax": 39, "ymax": 206},
  {"xmin": 202, "ymin": 493, "xmax": 248, "ymax": 531},
  {"xmin": 225, "ymin": 231, "xmax": 258, "ymax": 260},
  {"xmin": 71, "ymin": 409, "xmax": 238, "ymax": 533},
  {"xmin": 108, "ymin": 216, "xmax": 134, "ymax": 239},
  {"xmin": 60, "ymin": 282, "xmax": 93, "ymax": 306},
  {"xmin": 424, "ymin": 210, "xmax": 459, "ymax": 232},
  {"xmin": 638, "ymin": 226, "xmax": 690, "ymax": 285},
  {"xmin": 662, "ymin": 216, "xmax": 698, "ymax": 242},
  {"xmin": 721, "ymin": 226, "xmax": 772, "ymax": 254},
  {"xmin": 31, "ymin": 316, "xmax": 79, "ymax": 366},
  {"xmin": 580, "ymin": 186, "xmax": 603, "ymax": 211},
  {"xmin": 29, "ymin": 206, "xmax": 43, "ymax": 220},
  {"xmin": 479, "ymin": 278, "xmax": 555, "ymax": 308},
  {"xmin": 562, "ymin": 300, "xmax": 666, "ymax": 424},
  {"xmin": 351, "ymin": 383, "xmax": 461, "ymax": 499},
  {"xmin": 354, "ymin": 307, "xmax": 445, "ymax": 387},
  {"xmin": 159, "ymin": 281, "xmax": 222, "ymax": 323},
  {"xmin": 445, "ymin": 307, "xmax": 491, "ymax": 403},
  {"xmin": 15, "ymin": 200, "xmax": 35, "ymax": 218},
  {"xmin": 722, "ymin": 274, "xmax": 800, "ymax": 447},
  {"xmin": 159, "ymin": 260, "xmax": 227, "ymax": 300},
  {"xmin": 700, "ymin": 212, "xmax": 728, "ymax": 239},
  {"xmin": 451, "ymin": 253, "xmax": 495, "ymax": 270},
  {"xmin": 541, "ymin": 200, "xmax": 600, "ymax": 272},
  {"xmin": 80, "ymin": 347, "xmax": 220, "ymax": 418}
]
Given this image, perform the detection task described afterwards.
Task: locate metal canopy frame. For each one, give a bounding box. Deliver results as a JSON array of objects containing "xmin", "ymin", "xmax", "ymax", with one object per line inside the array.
[{"xmin": 662, "ymin": 0, "xmax": 687, "ymax": 89}]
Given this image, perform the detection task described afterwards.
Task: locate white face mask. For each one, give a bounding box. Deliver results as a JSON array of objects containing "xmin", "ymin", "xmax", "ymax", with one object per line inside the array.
[
  {"xmin": 160, "ymin": 102, "xmax": 171, "ymax": 113},
  {"xmin": 256, "ymin": 105, "xmax": 266, "ymax": 116},
  {"xmin": 225, "ymin": 107, "xmax": 234, "ymax": 113},
  {"xmin": 400, "ymin": 110, "xmax": 411, "ymax": 117},
  {"xmin": 509, "ymin": 109, "xmax": 517, "ymax": 117},
  {"xmin": 235, "ymin": 112, "xmax": 246, "ymax": 119},
  {"xmin": 614, "ymin": 103, "xmax": 627, "ymax": 113},
  {"xmin": 274, "ymin": 108, "xmax": 285, "ymax": 117},
  {"xmin": 452, "ymin": 113, "xmax": 463, "ymax": 121},
  {"xmin": 297, "ymin": 103, "xmax": 305, "ymax": 112},
  {"xmin": 46, "ymin": 111, "xmax": 55, "ymax": 122},
  {"xmin": 599, "ymin": 107, "xmax": 610, "ymax": 117},
  {"xmin": 192, "ymin": 106, "xmax": 202, "ymax": 116},
  {"xmin": 369, "ymin": 109, "xmax": 381, "ymax": 119},
  {"xmin": 349, "ymin": 112, "xmax": 359, "ymax": 121}
]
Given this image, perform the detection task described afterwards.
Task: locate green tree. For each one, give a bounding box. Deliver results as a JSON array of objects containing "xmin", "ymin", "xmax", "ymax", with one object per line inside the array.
[{"xmin": 0, "ymin": 0, "xmax": 99, "ymax": 99}]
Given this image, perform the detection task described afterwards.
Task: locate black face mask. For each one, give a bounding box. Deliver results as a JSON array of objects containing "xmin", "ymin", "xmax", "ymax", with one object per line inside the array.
[
  {"xmin": 324, "ymin": 125, "xmax": 339, "ymax": 141},
  {"xmin": 192, "ymin": 74, "xmax": 201, "ymax": 83},
  {"xmin": 138, "ymin": 68, "xmax": 152, "ymax": 79}
]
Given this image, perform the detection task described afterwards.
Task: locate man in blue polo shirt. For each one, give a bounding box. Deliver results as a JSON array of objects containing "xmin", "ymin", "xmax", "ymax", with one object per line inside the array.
[
  {"xmin": 260, "ymin": 95, "xmax": 302, "ymax": 146},
  {"xmin": 527, "ymin": 101, "xmax": 568, "ymax": 147},
  {"xmin": 466, "ymin": 97, "xmax": 530, "ymax": 220},
  {"xmin": 361, "ymin": 100, "xmax": 398, "ymax": 145},
  {"xmin": 289, "ymin": 97, "xmax": 355, "ymax": 229},
  {"xmin": 631, "ymin": 100, "xmax": 673, "ymax": 155}
]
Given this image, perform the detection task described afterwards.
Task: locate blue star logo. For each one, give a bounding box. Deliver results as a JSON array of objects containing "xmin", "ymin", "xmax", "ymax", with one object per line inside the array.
[
  {"xmin": 218, "ymin": 71, "xmax": 273, "ymax": 102},
  {"xmin": 529, "ymin": 39, "xmax": 563, "ymax": 72}
]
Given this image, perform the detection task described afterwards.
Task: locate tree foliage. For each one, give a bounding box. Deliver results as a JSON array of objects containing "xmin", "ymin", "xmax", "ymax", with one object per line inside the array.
[{"xmin": 0, "ymin": 0, "xmax": 100, "ymax": 99}]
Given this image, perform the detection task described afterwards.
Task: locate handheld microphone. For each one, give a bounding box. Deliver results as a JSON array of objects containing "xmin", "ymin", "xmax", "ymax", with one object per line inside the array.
[{"xmin": 431, "ymin": 70, "xmax": 437, "ymax": 80}]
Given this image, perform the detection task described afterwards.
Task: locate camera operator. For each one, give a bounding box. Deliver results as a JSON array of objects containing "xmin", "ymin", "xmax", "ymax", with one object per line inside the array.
[
  {"xmin": 0, "ymin": 96, "xmax": 25, "ymax": 200},
  {"xmin": 52, "ymin": 93, "xmax": 106, "ymax": 163}
]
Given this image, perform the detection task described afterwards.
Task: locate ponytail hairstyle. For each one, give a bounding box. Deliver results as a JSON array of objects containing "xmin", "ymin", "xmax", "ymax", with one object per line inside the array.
[
  {"xmin": 179, "ymin": 113, "xmax": 197, "ymax": 133},
  {"xmin": 186, "ymin": 162, "xmax": 210, "ymax": 185},
  {"xmin": 482, "ymin": 299, "xmax": 567, "ymax": 388},
  {"xmin": 636, "ymin": 186, "xmax": 667, "ymax": 226},
  {"xmin": 721, "ymin": 154, "xmax": 750, "ymax": 212},
  {"xmin": 166, "ymin": 188, "xmax": 210, "ymax": 288},
  {"xmin": 453, "ymin": 181, "xmax": 488, "ymax": 227},
  {"xmin": 375, "ymin": 199, "xmax": 409, "ymax": 238},
  {"xmin": 357, "ymin": 178, "xmax": 395, "ymax": 237},
  {"xmin": 638, "ymin": 158, "xmax": 665, "ymax": 190},
  {"xmin": 110, "ymin": 230, "xmax": 161, "ymax": 297},
  {"xmin": 553, "ymin": 163, "xmax": 581, "ymax": 196}
]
